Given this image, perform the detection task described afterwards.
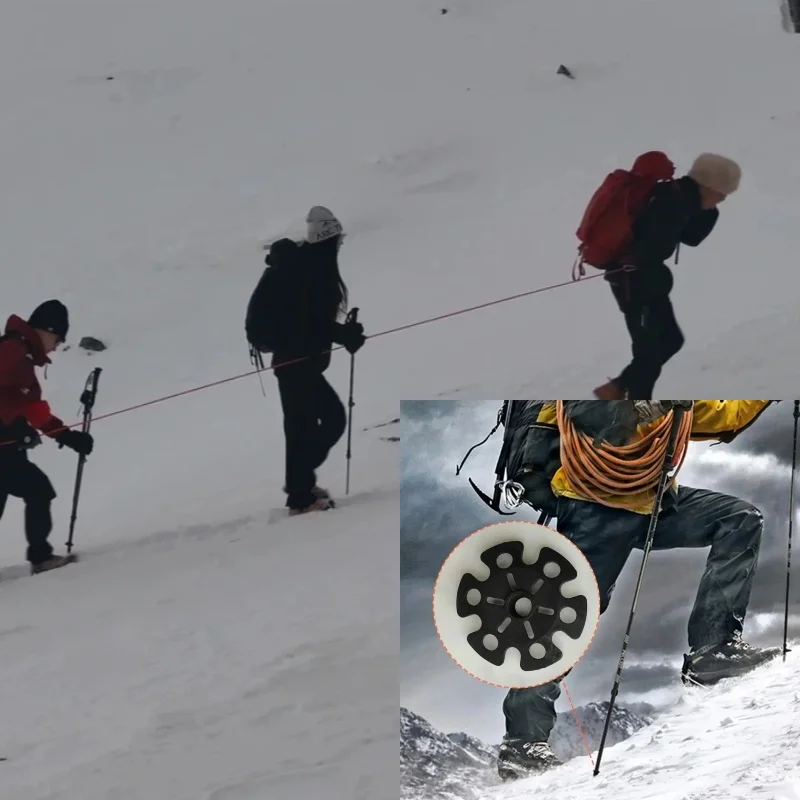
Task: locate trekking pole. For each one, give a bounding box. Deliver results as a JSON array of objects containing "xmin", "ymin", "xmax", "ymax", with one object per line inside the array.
[
  {"xmin": 66, "ymin": 367, "xmax": 102, "ymax": 554},
  {"xmin": 783, "ymin": 400, "xmax": 800, "ymax": 661},
  {"xmin": 594, "ymin": 406, "xmax": 687, "ymax": 776},
  {"xmin": 345, "ymin": 307, "xmax": 359, "ymax": 495}
]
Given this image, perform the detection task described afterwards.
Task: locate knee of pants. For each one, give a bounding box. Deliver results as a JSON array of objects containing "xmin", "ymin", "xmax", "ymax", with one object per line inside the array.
[
  {"xmin": 26, "ymin": 473, "xmax": 57, "ymax": 504},
  {"xmin": 328, "ymin": 399, "xmax": 347, "ymax": 440},
  {"xmin": 664, "ymin": 330, "xmax": 685, "ymax": 359},
  {"xmin": 732, "ymin": 502, "xmax": 764, "ymax": 543},
  {"xmin": 714, "ymin": 501, "xmax": 764, "ymax": 560}
]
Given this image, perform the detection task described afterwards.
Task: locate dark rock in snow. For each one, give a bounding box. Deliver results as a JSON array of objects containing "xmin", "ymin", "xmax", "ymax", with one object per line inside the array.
[{"xmin": 79, "ymin": 336, "xmax": 107, "ymax": 352}]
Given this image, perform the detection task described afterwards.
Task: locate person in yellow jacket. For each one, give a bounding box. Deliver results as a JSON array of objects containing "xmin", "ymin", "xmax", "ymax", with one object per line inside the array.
[{"xmin": 497, "ymin": 399, "xmax": 778, "ymax": 781}]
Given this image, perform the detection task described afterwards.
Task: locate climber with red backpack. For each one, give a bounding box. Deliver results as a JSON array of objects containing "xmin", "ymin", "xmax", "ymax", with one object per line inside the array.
[{"xmin": 573, "ymin": 151, "xmax": 741, "ymax": 400}]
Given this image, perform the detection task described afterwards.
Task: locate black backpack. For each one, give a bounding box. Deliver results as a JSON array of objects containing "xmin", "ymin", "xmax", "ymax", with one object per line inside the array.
[{"xmin": 245, "ymin": 239, "xmax": 299, "ymax": 353}]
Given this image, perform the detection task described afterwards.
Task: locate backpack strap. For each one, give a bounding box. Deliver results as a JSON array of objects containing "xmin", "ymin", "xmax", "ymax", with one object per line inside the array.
[{"xmin": 0, "ymin": 329, "xmax": 28, "ymax": 350}]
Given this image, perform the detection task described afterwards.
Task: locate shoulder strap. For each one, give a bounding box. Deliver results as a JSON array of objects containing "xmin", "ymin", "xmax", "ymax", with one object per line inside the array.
[
  {"xmin": 0, "ymin": 330, "xmax": 26, "ymax": 346},
  {"xmin": 0, "ymin": 330, "xmax": 34, "ymax": 363}
]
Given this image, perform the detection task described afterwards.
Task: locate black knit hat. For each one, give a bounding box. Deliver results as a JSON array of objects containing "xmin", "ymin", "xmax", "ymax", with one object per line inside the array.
[{"xmin": 28, "ymin": 299, "xmax": 69, "ymax": 342}]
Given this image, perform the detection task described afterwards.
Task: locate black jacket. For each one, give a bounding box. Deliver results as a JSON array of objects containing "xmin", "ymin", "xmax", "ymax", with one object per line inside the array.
[
  {"xmin": 265, "ymin": 238, "xmax": 349, "ymax": 372},
  {"xmin": 607, "ymin": 176, "xmax": 719, "ymax": 310},
  {"xmin": 628, "ymin": 176, "xmax": 719, "ymax": 265}
]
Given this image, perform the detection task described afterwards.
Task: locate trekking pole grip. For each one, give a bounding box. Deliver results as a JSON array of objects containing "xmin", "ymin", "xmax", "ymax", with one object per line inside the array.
[{"xmin": 80, "ymin": 367, "xmax": 102, "ymax": 414}]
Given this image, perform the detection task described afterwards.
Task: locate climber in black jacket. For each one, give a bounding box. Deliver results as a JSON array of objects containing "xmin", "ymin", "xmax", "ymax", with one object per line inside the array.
[
  {"xmin": 595, "ymin": 153, "xmax": 741, "ymax": 400},
  {"xmin": 249, "ymin": 206, "xmax": 366, "ymax": 515}
]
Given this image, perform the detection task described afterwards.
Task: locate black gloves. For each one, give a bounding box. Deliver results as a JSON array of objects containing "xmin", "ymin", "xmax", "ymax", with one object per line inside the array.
[
  {"xmin": 55, "ymin": 430, "xmax": 94, "ymax": 456},
  {"xmin": 338, "ymin": 319, "xmax": 366, "ymax": 355}
]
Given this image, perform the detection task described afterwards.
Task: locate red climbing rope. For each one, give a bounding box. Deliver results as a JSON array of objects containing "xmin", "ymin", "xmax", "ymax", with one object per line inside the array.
[
  {"xmin": 2, "ymin": 266, "xmax": 612, "ymax": 445},
  {"xmin": 562, "ymin": 678, "xmax": 596, "ymax": 768}
]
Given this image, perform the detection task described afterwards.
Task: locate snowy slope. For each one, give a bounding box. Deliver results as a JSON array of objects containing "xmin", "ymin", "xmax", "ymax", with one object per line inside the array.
[
  {"xmin": 401, "ymin": 702, "xmax": 653, "ymax": 799},
  {"xmin": 0, "ymin": 482, "xmax": 397, "ymax": 800},
  {"xmin": 0, "ymin": 0, "xmax": 797, "ymax": 796},
  {"xmin": 495, "ymin": 652, "xmax": 800, "ymax": 800}
]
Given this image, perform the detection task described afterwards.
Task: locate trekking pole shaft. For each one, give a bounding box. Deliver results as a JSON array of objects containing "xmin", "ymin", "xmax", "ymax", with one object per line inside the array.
[
  {"xmin": 783, "ymin": 400, "xmax": 799, "ymax": 660},
  {"xmin": 66, "ymin": 407, "xmax": 92, "ymax": 553},
  {"xmin": 66, "ymin": 457, "xmax": 86, "ymax": 552},
  {"xmin": 344, "ymin": 307, "xmax": 359, "ymax": 496},
  {"xmin": 594, "ymin": 408, "xmax": 686, "ymax": 776},
  {"xmin": 345, "ymin": 355, "xmax": 355, "ymax": 494},
  {"xmin": 66, "ymin": 368, "xmax": 101, "ymax": 553}
]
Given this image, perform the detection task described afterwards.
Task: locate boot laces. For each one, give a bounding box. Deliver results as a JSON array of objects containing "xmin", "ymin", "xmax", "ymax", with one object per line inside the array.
[{"xmin": 521, "ymin": 742, "xmax": 555, "ymax": 759}]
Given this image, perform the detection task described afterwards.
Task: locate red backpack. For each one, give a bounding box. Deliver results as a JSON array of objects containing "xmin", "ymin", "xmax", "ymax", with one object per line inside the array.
[{"xmin": 572, "ymin": 151, "xmax": 675, "ymax": 280}]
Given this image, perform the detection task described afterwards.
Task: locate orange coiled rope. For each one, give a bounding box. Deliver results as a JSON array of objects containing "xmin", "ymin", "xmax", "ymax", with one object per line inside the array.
[{"xmin": 556, "ymin": 401, "xmax": 693, "ymax": 508}]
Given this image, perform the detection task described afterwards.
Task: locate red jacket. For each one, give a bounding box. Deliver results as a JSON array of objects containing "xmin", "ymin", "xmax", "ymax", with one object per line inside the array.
[{"xmin": 0, "ymin": 315, "xmax": 65, "ymax": 436}]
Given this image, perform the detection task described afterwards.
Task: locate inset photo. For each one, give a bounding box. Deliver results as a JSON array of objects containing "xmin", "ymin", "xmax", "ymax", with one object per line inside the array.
[{"xmin": 401, "ymin": 400, "xmax": 800, "ymax": 799}]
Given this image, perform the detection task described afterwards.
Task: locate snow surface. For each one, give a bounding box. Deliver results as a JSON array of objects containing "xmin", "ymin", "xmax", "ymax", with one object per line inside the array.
[
  {"xmin": 0, "ymin": 0, "xmax": 798, "ymax": 795},
  {"xmin": 1, "ymin": 483, "xmax": 398, "ymax": 800},
  {"xmin": 495, "ymin": 651, "xmax": 800, "ymax": 800},
  {"xmin": 401, "ymin": 703, "xmax": 652, "ymax": 799}
]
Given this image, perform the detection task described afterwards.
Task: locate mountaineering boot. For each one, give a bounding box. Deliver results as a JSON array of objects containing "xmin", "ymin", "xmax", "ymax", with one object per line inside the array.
[
  {"xmin": 282, "ymin": 485, "xmax": 330, "ymax": 498},
  {"xmin": 30, "ymin": 553, "xmax": 78, "ymax": 576},
  {"xmin": 593, "ymin": 379, "xmax": 626, "ymax": 400},
  {"xmin": 288, "ymin": 497, "xmax": 334, "ymax": 517},
  {"xmin": 681, "ymin": 637, "xmax": 781, "ymax": 687},
  {"xmin": 497, "ymin": 740, "xmax": 561, "ymax": 781}
]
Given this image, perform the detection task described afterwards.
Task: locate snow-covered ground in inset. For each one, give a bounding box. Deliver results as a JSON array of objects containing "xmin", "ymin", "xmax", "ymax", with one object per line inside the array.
[{"xmin": 498, "ymin": 651, "xmax": 800, "ymax": 800}]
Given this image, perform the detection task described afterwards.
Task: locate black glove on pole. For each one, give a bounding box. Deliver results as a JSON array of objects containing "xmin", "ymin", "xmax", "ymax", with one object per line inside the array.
[
  {"xmin": 594, "ymin": 406, "xmax": 687, "ymax": 776},
  {"xmin": 345, "ymin": 307, "xmax": 359, "ymax": 496},
  {"xmin": 66, "ymin": 368, "xmax": 102, "ymax": 554}
]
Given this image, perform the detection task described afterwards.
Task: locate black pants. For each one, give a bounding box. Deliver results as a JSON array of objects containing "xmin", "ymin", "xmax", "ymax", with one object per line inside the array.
[
  {"xmin": 275, "ymin": 362, "xmax": 347, "ymax": 509},
  {"xmin": 0, "ymin": 447, "xmax": 56, "ymax": 564},
  {"xmin": 503, "ymin": 487, "xmax": 763, "ymax": 742},
  {"xmin": 608, "ymin": 266, "xmax": 685, "ymax": 399},
  {"xmin": 614, "ymin": 297, "xmax": 685, "ymax": 399}
]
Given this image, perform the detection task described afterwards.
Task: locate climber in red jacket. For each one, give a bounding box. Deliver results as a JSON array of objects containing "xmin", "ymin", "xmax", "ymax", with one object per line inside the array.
[{"xmin": 0, "ymin": 300, "xmax": 93, "ymax": 574}]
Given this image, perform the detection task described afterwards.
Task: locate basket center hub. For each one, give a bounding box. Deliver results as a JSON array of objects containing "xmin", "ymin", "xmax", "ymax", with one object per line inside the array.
[{"xmin": 507, "ymin": 590, "xmax": 535, "ymax": 619}]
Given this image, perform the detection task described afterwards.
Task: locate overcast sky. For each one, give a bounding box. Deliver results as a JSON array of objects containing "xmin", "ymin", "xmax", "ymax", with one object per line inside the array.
[{"xmin": 400, "ymin": 400, "xmax": 799, "ymax": 743}]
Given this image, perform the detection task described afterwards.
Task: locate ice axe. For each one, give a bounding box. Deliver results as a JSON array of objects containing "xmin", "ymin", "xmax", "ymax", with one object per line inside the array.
[
  {"xmin": 345, "ymin": 307, "xmax": 359, "ymax": 495},
  {"xmin": 457, "ymin": 401, "xmax": 517, "ymax": 515},
  {"xmin": 66, "ymin": 367, "xmax": 102, "ymax": 554}
]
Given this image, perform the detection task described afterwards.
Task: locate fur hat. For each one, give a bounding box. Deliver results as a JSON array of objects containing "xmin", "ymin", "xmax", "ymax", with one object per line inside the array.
[
  {"xmin": 28, "ymin": 299, "xmax": 69, "ymax": 342},
  {"xmin": 688, "ymin": 153, "xmax": 741, "ymax": 196},
  {"xmin": 306, "ymin": 206, "xmax": 343, "ymax": 244}
]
